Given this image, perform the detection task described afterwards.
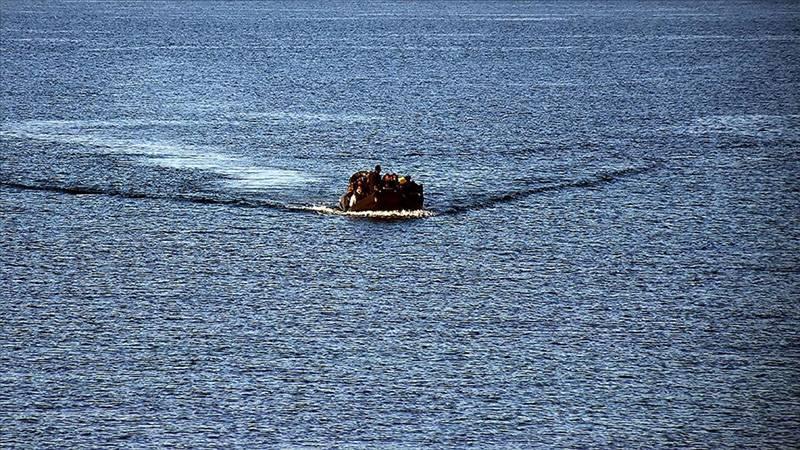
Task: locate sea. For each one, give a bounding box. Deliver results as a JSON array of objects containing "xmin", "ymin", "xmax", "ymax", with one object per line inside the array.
[{"xmin": 1, "ymin": 1, "xmax": 799, "ymax": 447}]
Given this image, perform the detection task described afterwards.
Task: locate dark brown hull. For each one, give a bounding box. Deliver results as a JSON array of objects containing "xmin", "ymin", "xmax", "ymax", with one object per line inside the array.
[{"xmin": 339, "ymin": 188, "xmax": 423, "ymax": 212}]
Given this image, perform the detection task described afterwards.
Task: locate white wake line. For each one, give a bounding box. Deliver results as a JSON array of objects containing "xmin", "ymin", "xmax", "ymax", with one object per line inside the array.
[
  {"xmin": 0, "ymin": 122, "xmax": 317, "ymax": 189},
  {"xmin": 298, "ymin": 205, "xmax": 436, "ymax": 219}
]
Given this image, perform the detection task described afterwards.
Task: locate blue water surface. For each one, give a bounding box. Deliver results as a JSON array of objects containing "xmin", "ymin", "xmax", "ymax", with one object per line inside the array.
[{"xmin": 1, "ymin": 1, "xmax": 799, "ymax": 447}]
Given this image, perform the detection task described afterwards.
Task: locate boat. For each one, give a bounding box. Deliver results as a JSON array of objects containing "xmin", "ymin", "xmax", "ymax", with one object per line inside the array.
[{"xmin": 339, "ymin": 165, "xmax": 424, "ymax": 212}]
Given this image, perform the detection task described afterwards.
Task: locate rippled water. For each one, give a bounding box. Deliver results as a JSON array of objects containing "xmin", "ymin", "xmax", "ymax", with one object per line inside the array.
[{"xmin": 2, "ymin": 1, "xmax": 799, "ymax": 447}]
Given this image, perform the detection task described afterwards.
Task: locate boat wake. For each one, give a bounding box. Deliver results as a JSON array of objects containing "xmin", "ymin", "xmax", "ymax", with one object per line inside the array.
[
  {"xmin": 0, "ymin": 180, "xmax": 435, "ymax": 219},
  {"xmin": 1, "ymin": 163, "xmax": 658, "ymax": 219},
  {"xmin": 2, "ymin": 118, "xmax": 660, "ymax": 220},
  {"xmin": 297, "ymin": 205, "xmax": 436, "ymax": 219},
  {"xmin": 0, "ymin": 119, "xmax": 317, "ymax": 192},
  {"xmin": 440, "ymin": 163, "xmax": 660, "ymax": 214},
  {"xmin": 0, "ymin": 180, "xmax": 297, "ymax": 211}
]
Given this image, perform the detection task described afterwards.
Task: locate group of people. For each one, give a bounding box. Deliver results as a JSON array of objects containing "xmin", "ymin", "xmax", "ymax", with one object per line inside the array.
[
  {"xmin": 340, "ymin": 164, "xmax": 424, "ymax": 211},
  {"xmin": 346, "ymin": 164, "xmax": 418, "ymax": 202}
]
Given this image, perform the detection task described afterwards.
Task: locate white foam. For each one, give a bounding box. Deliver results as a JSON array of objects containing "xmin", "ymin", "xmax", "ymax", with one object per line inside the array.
[
  {"xmin": 299, "ymin": 205, "xmax": 436, "ymax": 219},
  {"xmin": 6, "ymin": 37, "xmax": 82, "ymax": 43},
  {"xmin": 237, "ymin": 111, "xmax": 381, "ymax": 124},
  {"xmin": 470, "ymin": 17, "xmax": 569, "ymax": 22},
  {"xmin": 84, "ymin": 44, "xmax": 283, "ymax": 52},
  {"xmin": 683, "ymin": 115, "xmax": 800, "ymax": 136},
  {"xmin": 659, "ymin": 34, "xmax": 799, "ymax": 42},
  {"xmin": 1, "ymin": 119, "xmax": 318, "ymax": 190},
  {"xmin": 4, "ymin": 118, "xmax": 204, "ymax": 131},
  {"xmin": 219, "ymin": 167, "xmax": 317, "ymax": 190}
]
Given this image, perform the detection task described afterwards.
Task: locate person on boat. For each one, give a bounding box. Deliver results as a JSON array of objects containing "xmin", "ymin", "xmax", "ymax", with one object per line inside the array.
[
  {"xmin": 350, "ymin": 170, "xmax": 369, "ymax": 186},
  {"xmin": 349, "ymin": 187, "xmax": 358, "ymax": 208},
  {"xmin": 379, "ymin": 173, "xmax": 390, "ymax": 189},
  {"xmin": 355, "ymin": 179, "xmax": 364, "ymax": 197},
  {"xmin": 367, "ymin": 164, "xmax": 382, "ymax": 191}
]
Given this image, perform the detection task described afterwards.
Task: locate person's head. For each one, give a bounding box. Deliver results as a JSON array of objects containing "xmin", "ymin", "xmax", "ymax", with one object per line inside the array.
[{"xmin": 375, "ymin": 164, "xmax": 381, "ymax": 174}]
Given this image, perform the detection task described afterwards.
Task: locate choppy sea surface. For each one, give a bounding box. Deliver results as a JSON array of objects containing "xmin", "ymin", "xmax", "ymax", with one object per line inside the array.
[{"xmin": 1, "ymin": 1, "xmax": 799, "ymax": 447}]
